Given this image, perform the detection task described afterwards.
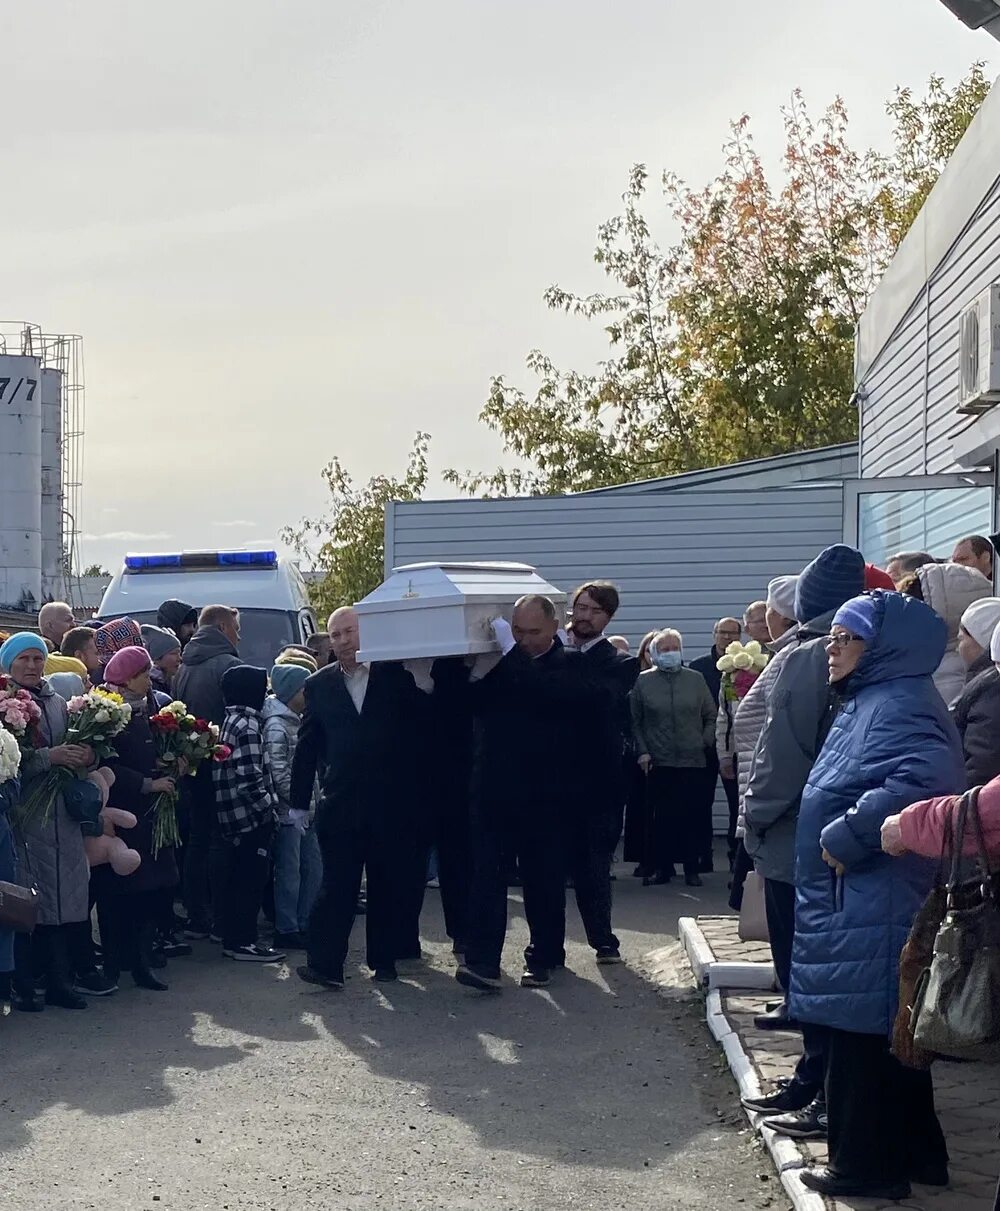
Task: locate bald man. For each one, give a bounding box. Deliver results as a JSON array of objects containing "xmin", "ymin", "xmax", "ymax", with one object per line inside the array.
[
  {"xmin": 38, "ymin": 602, "xmax": 77, "ymax": 652},
  {"xmin": 291, "ymin": 606, "xmax": 432, "ymax": 988}
]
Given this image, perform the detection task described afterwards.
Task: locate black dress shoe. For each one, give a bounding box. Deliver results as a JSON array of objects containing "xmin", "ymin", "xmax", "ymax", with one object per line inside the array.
[
  {"xmin": 910, "ymin": 1164, "xmax": 949, "ymax": 1187},
  {"xmin": 12, "ymin": 991, "xmax": 43, "ymax": 1013},
  {"xmin": 372, "ymin": 966, "xmax": 398, "ymax": 983},
  {"xmin": 800, "ymin": 1168, "xmax": 910, "ymax": 1201},
  {"xmin": 297, "ymin": 965, "xmax": 344, "ymax": 989},
  {"xmin": 132, "ymin": 967, "xmax": 169, "ymax": 992},
  {"xmin": 753, "ymin": 1005, "xmax": 802, "ymax": 1031},
  {"xmin": 685, "ymin": 873, "xmax": 704, "ymax": 887},
  {"xmin": 45, "ymin": 986, "xmax": 88, "ymax": 1010}
]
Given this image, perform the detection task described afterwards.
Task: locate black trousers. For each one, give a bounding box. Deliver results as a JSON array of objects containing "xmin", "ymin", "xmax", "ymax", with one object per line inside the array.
[
  {"xmin": 465, "ymin": 801, "xmax": 565, "ymax": 976},
  {"xmin": 395, "ymin": 834, "xmax": 429, "ymax": 961},
  {"xmin": 15, "ymin": 922, "xmax": 80, "ymax": 995},
  {"xmin": 220, "ymin": 822, "xmax": 274, "ymax": 950},
  {"xmin": 721, "ymin": 767, "xmax": 739, "ymax": 859},
  {"xmin": 433, "ymin": 791, "xmax": 471, "ymax": 948},
  {"xmin": 308, "ymin": 813, "xmax": 399, "ymax": 975},
  {"xmin": 764, "ymin": 875, "xmax": 827, "ymax": 1095},
  {"xmin": 565, "ymin": 811, "xmax": 618, "ymax": 953},
  {"xmin": 622, "ymin": 759, "xmax": 649, "ymax": 864},
  {"xmin": 826, "ymin": 1027, "xmax": 947, "ymax": 1184},
  {"xmin": 102, "ymin": 888, "xmax": 163, "ymax": 975},
  {"xmin": 648, "ymin": 766, "xmax": 703, "ymax": 875},
  {"xmin": 183, "ymin": 765, "xmax": 228, "ymax": 930}
]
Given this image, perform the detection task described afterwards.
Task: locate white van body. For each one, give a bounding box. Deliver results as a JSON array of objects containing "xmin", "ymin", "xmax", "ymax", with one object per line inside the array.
[{"xmin": 97, "ymin": 547, "xmax": 318, "ymax": 668}]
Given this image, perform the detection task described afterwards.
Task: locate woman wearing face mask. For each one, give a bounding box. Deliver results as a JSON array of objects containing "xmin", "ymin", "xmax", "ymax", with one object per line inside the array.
[
  {"xmin": 629, "ymin": 629, "xmax": 717, "ymax": 886},
  {"xmin": 791, "ymin": 591, "xmax": 964, "ymax": 1201}
]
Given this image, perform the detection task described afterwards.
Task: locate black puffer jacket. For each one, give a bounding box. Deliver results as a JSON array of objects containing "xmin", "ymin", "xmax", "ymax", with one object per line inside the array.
[{"xmin": 952, "ymin": 651, "xmax": 1000, "ymax": 788}]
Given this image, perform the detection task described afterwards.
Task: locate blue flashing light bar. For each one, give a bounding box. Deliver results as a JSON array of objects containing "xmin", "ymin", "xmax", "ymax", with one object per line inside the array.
[{"xmin": 124, "ymin": 550, "xmax": 278, "ymax": 572}]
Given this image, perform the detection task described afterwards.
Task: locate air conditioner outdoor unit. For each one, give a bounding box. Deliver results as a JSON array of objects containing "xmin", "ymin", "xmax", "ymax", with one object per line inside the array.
[{"xmin": 957, "ymin": 283, "xmax": 1000, "ymax": 414}]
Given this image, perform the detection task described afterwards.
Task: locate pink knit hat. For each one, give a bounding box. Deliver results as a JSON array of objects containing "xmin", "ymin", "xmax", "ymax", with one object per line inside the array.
[{"xmin": 103, "ymin": 645, "xmax": 152, "ymax": 688}]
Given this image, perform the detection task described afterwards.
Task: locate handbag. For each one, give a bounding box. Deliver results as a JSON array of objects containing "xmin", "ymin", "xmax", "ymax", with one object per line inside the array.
[
  {"xmin": 738, "ymin": 870, "xmax": 770, "ymax": 943},
  {"xmin": 0, "ymin": 828, "xmax": 39, "ymax": 934},
  {"xmin": 910, "ymin": 785, "xmax": 1000, "ymax": 1063}
]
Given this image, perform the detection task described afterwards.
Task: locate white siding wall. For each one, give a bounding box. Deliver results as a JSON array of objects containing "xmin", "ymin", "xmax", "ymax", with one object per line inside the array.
[{"xmin": 860, "ymin": 176, "xmax": 1000, "ymax": 477}]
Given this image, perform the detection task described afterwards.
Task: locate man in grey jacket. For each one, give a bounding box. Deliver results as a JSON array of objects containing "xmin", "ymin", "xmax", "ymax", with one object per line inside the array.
[
  {"xmin": 741, "ymin": 545, "xmax": 865, "ymax": 1139},
  {"xmin": 176, "ymin": 606, "xmax": 243, "ymax": 939}
]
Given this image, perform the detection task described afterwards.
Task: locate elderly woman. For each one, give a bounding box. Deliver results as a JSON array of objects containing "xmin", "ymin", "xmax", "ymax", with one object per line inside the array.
[
  {"xmin": 0, "ymin": 633, "xmax": 94, "ymax": 1011},
  {"xmin": 791, "ymin": 591, "xmax": 964, "ymax": 1200},
  {"xmin": 630, "ymin": 628, "xmax": 716, "ymax": 886}
]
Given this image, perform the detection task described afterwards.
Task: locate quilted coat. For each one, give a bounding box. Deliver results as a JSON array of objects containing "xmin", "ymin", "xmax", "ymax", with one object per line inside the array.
[
  {"xmin": 15, "ymin": 679, "xmax": 90, "ymax": 926},
  {"xmin": 915, "ymin": 562, "xmax": 992, "ymax": 707},
  {"xmin": 789, "ymin": 591, "xmax": 965, "ymax": 1036}
]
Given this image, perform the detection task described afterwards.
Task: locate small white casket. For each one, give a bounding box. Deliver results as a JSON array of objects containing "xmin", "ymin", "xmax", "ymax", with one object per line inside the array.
[{"xmin": 355, "ymin": 561, "xmax": 567, "ymax": 663}]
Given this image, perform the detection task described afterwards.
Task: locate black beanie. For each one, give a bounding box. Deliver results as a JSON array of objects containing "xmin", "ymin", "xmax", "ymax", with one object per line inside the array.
[{"xmin": 221, "ymin": 664, "xmax": 267, "ymax": 711}]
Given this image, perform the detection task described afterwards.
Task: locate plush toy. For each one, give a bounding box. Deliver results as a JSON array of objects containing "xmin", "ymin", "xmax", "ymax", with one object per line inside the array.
[{"xmin": 82, "ymin": 768, "xmax": 141, "ymax": 876}]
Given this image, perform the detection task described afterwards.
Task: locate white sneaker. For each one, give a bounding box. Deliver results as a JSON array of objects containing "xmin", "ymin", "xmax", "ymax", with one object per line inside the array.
[{"xmin": 223, "ymin": 944, "xmax": 286, "ymax": 963}]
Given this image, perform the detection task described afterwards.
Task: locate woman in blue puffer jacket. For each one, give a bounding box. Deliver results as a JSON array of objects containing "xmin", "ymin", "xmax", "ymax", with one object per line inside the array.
[{"xmin": 790, "ymin": 590, "xmax": 965, "ymax": 1203}]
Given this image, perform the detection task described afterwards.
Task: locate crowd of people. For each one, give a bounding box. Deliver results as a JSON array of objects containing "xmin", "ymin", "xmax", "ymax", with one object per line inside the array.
[{"xmin": 1, "ymin": 536, "xmax": 999, "ymax": 1204}]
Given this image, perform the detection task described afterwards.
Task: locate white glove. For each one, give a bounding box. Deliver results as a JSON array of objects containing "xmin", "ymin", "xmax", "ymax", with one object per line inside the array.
[
  {"xmin": 288, "ymin": 808, "xmax": 310, "ymax": 835},
  {"xmin": 402, "ymin": 657, "xmax": 434, "ymax": 693},
  {"xmin": 491, "ymin": 617, "xmax": 515, "ymax": 655}
]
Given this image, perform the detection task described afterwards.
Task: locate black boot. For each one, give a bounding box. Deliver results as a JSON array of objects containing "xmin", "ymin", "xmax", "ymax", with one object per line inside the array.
[
  {"xmin": 0, "ymin": 970, "xmax": 11, "ymax": 1016},
  {"xmin": 132, "ymin": 922, "xmax": 168, "ymax": 991}
]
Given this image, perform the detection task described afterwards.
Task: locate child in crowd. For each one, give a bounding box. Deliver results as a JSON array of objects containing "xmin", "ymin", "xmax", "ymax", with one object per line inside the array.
[
  {"xmin": 214, "ymin": 666, "xmax": 284, "ymax": 964},
  {"xmin": 262, "ymin": 663, "xmax": 322, "ymax": 950}
]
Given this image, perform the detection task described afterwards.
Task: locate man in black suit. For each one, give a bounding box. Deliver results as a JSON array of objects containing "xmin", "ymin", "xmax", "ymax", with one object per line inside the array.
[
  {"xmin": 564, "ymin": 582, "xmax": 639, "ymax": 962},
  {"xmin": 290, "ymin": 607, "xmax": 430, "ymax": 988},
  {"xmin": 456, "ymin": 595, "xmax": 617, "ymax": 992}
]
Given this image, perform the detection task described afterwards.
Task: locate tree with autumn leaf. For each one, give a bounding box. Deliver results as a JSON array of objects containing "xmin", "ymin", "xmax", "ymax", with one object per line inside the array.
[
  {"xmin": 446, "ymin": 66, "xmax": 991, "ymax": 495},
  {"xmin": 282, "ymin": 433, "xmax": 429, "ymax": 612}
]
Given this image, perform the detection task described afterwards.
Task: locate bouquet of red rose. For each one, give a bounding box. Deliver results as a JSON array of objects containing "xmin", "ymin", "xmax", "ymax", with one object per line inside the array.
[{"xmin": 149, "ymin": 701, "xmax": 231, "ymax": 855}]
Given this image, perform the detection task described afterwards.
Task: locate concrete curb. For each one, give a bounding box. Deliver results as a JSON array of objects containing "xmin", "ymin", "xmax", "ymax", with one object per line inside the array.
[
  {"xmin": 678, "ymin": 915, "xmax": 777, "ymax": 991},
  {"xmin": 706, "ymin": 990, "xmax": 827, "ymax": 1211}
]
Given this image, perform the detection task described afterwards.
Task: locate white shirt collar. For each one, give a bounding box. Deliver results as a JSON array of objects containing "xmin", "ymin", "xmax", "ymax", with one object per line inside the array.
[{"xmin": 577, "ymin": 634, "xmax": 606, "ymax": 654}]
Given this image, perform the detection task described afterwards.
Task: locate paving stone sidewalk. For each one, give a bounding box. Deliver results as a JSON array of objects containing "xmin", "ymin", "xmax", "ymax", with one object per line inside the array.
[{"xmin": 696, "ymin": 916, "xmax": 1000, "ymax": 1211}]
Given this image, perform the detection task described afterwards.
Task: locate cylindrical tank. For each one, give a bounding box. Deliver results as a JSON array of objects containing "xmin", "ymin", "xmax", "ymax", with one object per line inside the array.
[
  {"xmin": 40, "ymin": 367, "xmax": 65, "ymax": 602},
  {"xmin": 0, "ymin": 355, "xmax": 43, "ymax": 610}
]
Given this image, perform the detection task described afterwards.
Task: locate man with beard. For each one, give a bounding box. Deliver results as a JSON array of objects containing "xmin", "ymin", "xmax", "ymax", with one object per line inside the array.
[{"xmin": 565, "ymin": 581, "xmax": 639, "ymax": 962}]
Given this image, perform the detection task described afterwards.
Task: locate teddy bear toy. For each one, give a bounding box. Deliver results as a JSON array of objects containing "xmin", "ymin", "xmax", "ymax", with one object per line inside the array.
[{"xmin": 82, "ymin": 768, "xmax": 141, "ymax": 876}]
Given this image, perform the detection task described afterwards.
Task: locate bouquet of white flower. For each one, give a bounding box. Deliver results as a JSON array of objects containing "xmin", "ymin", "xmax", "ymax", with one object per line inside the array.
[{"xmin": 0, "ymin": 728, "xmax": 21, "ymax": 786}]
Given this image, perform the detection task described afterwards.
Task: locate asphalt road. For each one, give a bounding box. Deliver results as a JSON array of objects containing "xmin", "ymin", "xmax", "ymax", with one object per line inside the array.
[{"xmin": 0, "ymin": 859, "xmax": 780, "ymax": 1211}]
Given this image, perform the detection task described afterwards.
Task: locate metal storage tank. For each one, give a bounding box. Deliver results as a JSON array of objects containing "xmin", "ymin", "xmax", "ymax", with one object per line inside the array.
[
  {"xmin": 0, "ymin": 354, "xmax": 43, "ymax": 610},
  {"xmin": 40, "ymin": 367, "xmax": 65, "ymax": 601}
]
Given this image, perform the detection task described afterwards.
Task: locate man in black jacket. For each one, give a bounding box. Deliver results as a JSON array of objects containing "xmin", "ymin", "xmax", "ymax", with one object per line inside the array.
[
  {"xmin": 456, "ymin": 596, "xmax": 616, "ymax": 992},
  {"xmin": 175, "ymin": 605, "xmax": 243, "ymax": 939},
  {"xmin": 290, "ymin": 607, "xmax": 430, "ymax": 988},
  {"xmin": 565, "ymin": 582, "xmax": 639, "ymax": 961}
]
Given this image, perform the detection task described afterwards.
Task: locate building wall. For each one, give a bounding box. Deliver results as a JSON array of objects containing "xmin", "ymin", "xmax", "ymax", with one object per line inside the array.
[
  {"xmin": 859, "ymin": 174, "xmax": 1000, "ymax": 477},
  {"xmin": 388, "ymin": 485, "xmax": 845, "ymax": 654}
]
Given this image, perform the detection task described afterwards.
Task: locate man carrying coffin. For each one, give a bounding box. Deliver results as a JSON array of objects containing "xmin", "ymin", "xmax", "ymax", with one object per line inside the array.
[
  {"xmin": 290, "ymin": 606, "xmax": 431, "ymax": 988},
  {"xmin": 454, "ymin": 594, "xmax": 616, "ymax": 992}
]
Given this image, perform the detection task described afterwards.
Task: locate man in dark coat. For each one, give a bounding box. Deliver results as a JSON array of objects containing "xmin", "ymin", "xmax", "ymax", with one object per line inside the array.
[
  {"xmin": 175, "ymin": 606, "xmax": 243, "ymax": 939},
  {"xmin": 456, "ymin": 596, "xmax": 616, "ymax": 992},
  {"xmin": 690, "ymin": 616, "xmax": 743, "ymax": 870},
  {"xmin": 291, "ymin": 607, "xmax": 430, "ymax": 988},
  {"xmin": 565, "ymin": 582, "xmax": 639, "ymax": 961},
  {"xmin": 157, "ymin": 599, "xmax": 199, "ymax": 649}
]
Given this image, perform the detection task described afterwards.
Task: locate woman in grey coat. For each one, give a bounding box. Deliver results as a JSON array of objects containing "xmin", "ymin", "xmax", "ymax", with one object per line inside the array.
[{"xmin": 1, "ymin": 633, "xmax": 94, "ymax": 1011}]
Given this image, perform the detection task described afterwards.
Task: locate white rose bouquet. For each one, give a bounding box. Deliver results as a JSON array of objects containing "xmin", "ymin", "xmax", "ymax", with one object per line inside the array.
[
  {"xmin": 716, "ymin": 640, "xmax": 769, "ymax": 703},
  {"xmin": 17, "ymin": 688, "xmax": 132, "ymax": 824}
]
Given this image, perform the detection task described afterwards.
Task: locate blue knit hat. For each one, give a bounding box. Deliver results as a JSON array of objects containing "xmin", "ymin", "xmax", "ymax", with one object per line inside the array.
[
  {"xmin": 795, "ymin": 545, "xmax": 866, "ymax": 624},
  {"xmin": 0, "ymin": 632, "xmax": 49, "ymax": 672},
  {"xmin": 832, "ymin": 593, "xmax": 880, "ymax": 642},
  {"xmin": 270, "ymin": 662, "xmax": 310, "ymax": 705}
]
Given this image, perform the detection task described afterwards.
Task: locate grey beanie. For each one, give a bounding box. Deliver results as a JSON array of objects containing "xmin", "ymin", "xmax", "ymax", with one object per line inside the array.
[{"xmin": 141, "ymin": 624, "xmax": 182, "ymax": 662}]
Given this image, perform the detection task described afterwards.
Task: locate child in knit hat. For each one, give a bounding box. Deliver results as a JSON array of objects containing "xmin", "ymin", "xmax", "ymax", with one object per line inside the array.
[
  {"xmin": 213, "ymin": 665, "xmax": 284, "ymax": 964},
  {"xmin": 262, "ymin": 663, "xmax": 320, "ymax": 949}
]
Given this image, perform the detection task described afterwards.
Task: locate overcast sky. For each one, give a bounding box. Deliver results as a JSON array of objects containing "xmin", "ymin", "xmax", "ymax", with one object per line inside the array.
[{"xmin": 1, "ymin": 0, "xmax": 995, "ymax": 572}]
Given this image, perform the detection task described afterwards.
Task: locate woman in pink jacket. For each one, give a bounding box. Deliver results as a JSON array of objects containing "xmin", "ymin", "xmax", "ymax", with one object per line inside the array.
[
  {"xmin": 881, "ymin": 777, "xmax": 1000, "ymax": 859},
  {"xmin": 882, "ymin": 770, "xmax": 1000, "ymax": 1211}
]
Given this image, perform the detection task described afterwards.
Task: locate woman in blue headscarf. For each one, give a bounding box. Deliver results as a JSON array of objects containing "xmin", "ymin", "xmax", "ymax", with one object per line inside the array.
[
  {"xmin": 790, "ymin": 591, "xmax": 965, "ymax": 1201},
  {"xmin": 0, "ymin": 633, "xmax": 95, "ymax": 1011}
]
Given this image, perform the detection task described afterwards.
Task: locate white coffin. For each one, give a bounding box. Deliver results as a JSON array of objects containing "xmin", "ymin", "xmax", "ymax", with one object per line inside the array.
[{"xmin": 355, "ymin": 561, "xmax": 566, "ymax": 662}]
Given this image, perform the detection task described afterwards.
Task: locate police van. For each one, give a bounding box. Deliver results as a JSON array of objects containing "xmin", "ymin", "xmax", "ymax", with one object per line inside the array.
[{"xmin": 97, "ymin": 547, "xmax": 318, "ymax": 668}]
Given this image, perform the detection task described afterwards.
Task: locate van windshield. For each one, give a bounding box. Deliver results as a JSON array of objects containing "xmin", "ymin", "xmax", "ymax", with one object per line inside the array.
[{"xmin": 99, "ymin": 610, "xmax": 297, "ymax": 670}]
